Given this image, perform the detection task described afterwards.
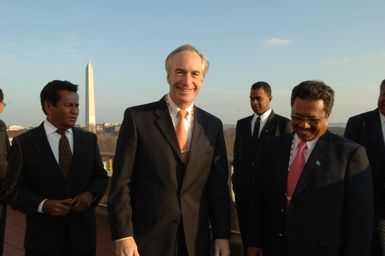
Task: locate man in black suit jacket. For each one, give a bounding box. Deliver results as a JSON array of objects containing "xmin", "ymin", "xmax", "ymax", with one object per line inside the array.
[
  {"xmin": 248, "ymin": 80, "xmax": 374, "ymax": 256},
  {"xmin": 108, "ymin": 45, "xmax": 231, "ymax": 256},
  {"xmin": 232, "ymin": 81, "xmax": 291, "ymax": 255},
  {"xmin": 0, "ymin": 89, "xmax": 10, "ymax": 256},
  {"xmin": 1, "ymin": 80, "xmax": 108, "ymax": 256},
  {"xmin": 344, "ymin": 79, "xmax": 385, "ymax": 256}
]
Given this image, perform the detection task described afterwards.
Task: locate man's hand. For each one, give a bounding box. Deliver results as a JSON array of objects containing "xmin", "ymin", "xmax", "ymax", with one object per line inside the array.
[
  {"xmin": 116, "ymin": 237, "xmax": 140, "ymax": 256},
  {"xmin": 70, "ymin": 191, "xmax": 93, "ymax": 213},
  {"xmin": 248, "ymin": 246, "xmax": 264, "ymax": 256},
  {"xmin": 214, "ymin": 239, "xmax": 230, "ymax": 256},
  {"xmin": 42, "ymin": 199, "xmax": 72, "ymax": 217}
]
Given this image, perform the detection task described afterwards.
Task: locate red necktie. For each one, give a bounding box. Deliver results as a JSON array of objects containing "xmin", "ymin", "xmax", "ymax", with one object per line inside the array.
[
  {"xmin": 176, "ymin": 109, "xmax": 188, "ymax": 163},
  {"xmin": 56, "ymin": 129, "xmax": 72, "ymax": 177},
  {"xmin": 286, "ymin": 140, "xmax": 307, "ymax": 206}
]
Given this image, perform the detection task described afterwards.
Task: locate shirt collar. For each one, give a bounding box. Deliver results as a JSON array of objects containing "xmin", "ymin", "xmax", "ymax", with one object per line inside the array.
[
  {"xmin": 166, "ymin": 94, "xmax": 194, "ymax": 119},
  {"xmin": 253, "ymin": 108, "xmax": 272, "ymax": 122},
  {"xmin": 293, "ymin": 133, "xmax": 318, "ymax": 152},
  {"xmin": 44, "ymin": 119, "xmax": 73, "ymax": 136},
  {"xmin": 379, "ymin": 110, "xmax": 385, "ymax": 123}
]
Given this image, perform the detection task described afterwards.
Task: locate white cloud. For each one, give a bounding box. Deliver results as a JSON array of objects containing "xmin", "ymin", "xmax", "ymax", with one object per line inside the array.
[
  {"xmin": 324, "ymin": 57, "xmax": 352, "ymax": 67},
  {"xmin": 263, "ymin": 38, "xmax": 293, "ymax": 46},
  {"xmin": 323, "ymin": 50, "xmax": 385, "ymax": 67},
  {"xmin": 363, "ymin": 51, "xmax": 385, "ymax": 61}
]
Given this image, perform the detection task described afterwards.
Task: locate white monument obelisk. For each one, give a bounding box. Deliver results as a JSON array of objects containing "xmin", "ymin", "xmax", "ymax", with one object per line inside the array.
[{"xmin": 86, "ymin": 62, "xmax": 96, "ymax": 133}]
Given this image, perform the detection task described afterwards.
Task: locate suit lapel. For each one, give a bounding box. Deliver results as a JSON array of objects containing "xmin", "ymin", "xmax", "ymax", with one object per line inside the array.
[
  {"xmin": 183, "ymin": 107, "xmax": 205, "ymax": 183},
  {"xmin": 369, "ymin": 110, "xmax": 385, "ymax": 156},
  {"xmin": 154, "ymin": 97, "xmax": 182, "ymax": 160},
  {"xmin": 259, "ymin": 111, "xmax": 275, "ymax": 140},
  {"xmin": 70, "ymin": 128, "xmax": 81, "ymax": 176},
  {"xmin": 292, "ymin": 132, "xmax": 330, "ymax": 200},
  {"xmin": 30, "ymin": 123, "xmax": 61, "ymax": 174}
]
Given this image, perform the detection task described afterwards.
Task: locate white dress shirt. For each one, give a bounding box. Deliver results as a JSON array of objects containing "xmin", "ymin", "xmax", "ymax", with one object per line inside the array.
[
  {"xmin": 380, "ymin": 110, "xmax": 385, "ymax": 144},
  {"xmin": 251, "ymin": 109, "xmax": 272, "ymax": 137},
  {"xmin": 38, "ymin": 120, "xmax": 74, "ymax": 213}
]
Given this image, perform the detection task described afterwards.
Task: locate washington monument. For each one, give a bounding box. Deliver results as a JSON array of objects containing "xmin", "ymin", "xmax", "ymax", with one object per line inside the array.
[{"xmin": 86, "ymin": 62, "xmax": 96, "ymax": 133}]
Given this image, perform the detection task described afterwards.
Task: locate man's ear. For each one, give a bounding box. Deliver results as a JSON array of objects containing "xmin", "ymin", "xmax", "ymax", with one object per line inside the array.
[{"xmin": 44, "ymin": 100, "xmax": 52, "ymax": 115}]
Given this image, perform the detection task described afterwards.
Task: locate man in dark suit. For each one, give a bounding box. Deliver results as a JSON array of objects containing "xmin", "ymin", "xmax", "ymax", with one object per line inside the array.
[
  {"xmin": 232, "ymin": 81, "xmax": 291, "ymax": 255},
  {"xmin": 344, "ymin": 79, "xmax": 385, "ymax": 256},
  {"xmin": 108, "ymin": 44, "xmax": 231, "ymax": 256},
  {"xmin": 248, "ymin": 80, "xmax": 374, "ymax": 256},
  {"xmin": 1, "ymin": 80, "xmax": 108, "ymax": 255},
  {"xmin": 0, "ymin": 89, "xmax": 10, "ymax": 256}
]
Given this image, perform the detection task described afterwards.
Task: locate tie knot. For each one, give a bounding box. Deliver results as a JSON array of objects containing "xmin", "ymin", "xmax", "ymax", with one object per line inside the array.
[
  {"xmin": 56, "ymin": 129, "xmax": 67, "ymax": 135},
  {"xmin": 178, "ymin": 109, "xmax": 188, "ymax": 119},
  {"xmin": 298, "ymin": 140, "xmax": 307, "ymax": 150}
]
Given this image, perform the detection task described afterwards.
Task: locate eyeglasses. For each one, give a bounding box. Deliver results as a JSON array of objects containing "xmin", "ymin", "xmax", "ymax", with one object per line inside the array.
[{"xmin": 291, "ymin": 115, "xmax": 323, "ymax": 125}]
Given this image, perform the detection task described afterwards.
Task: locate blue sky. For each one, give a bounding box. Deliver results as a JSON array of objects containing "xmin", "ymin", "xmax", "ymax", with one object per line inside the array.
[{"xmin": 1, "ymin": 0, "xmax": 384, "ymax": 126}]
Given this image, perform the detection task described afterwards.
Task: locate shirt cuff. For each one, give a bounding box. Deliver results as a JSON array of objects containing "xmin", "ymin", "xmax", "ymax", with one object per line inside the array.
[
  {"xmin": 38, "ymin": 199, "xmax": 47, "ymax": 213},
  {"xmin": 115, "ymin": 237, "xmax": 131, "ymax": 242}
]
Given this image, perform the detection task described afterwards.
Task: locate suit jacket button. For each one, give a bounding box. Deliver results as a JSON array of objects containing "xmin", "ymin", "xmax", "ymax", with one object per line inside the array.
[
  {"xmin": 251, "ymin": 162, "xmax": 255, "ymax": 166},
  {"xmin": 277, "ymin": 233, "xmax": 283, "ymax": 237}
]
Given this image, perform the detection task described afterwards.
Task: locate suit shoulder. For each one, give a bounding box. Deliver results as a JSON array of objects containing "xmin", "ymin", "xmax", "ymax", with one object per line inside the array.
[
  {"xmin": 195, "ymin": 106, "xmax": 222, "ymax": 124},
  {"xmin": 327, "ymin": 131, "xmax": 363, "ymax": 150},
  {"xmin": 272, "ymin": 114, "xmax": 290, "ymax": 124},
  {"xmin": 347, "ymin": 110, "xmax": 376, "ymax": 122},
  {"xmin": 73, "ymin": 127, "xmax": 97, "ymax": 138},
  {"xmin": 0, "ymin": 119, "xmax": 6, "ymax": 130},
  {"xmin": 236, "ymin": 116, "xmax": 252, "ymax": 125},
  {"xmin": 123, "ymin": 100, "xmax": 160, "ymax": 116}
]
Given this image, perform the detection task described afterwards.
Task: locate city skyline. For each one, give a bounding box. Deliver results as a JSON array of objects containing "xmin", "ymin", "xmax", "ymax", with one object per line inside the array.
[{"xmin": 1, "ymin": 0, "xmax": 384, "ymax": 126}]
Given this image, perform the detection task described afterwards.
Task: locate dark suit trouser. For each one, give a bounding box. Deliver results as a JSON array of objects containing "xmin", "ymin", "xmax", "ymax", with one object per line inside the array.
[
  {"xmin": 235, "ymin": 197, "xmax": 249, "ymax": 256},
  {"xmin": 373, "ymin": 219, "xmax": 385, "ymax": 256}
]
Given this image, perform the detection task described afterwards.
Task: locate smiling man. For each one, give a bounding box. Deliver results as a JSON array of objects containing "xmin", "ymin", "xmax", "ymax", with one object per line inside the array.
[
  {"xmin": 108, "ymin": 45, "xmax": 231, "ymax": 256},
  {"xmin": 247, "ymin": 80, "xmax": 374, "ymax": 256},
  {"xmin": 1, "ymin": 80, "xmax": 108, "ymax": 256}
]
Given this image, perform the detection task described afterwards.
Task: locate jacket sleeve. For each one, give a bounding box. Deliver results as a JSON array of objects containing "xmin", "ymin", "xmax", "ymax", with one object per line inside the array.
[
  {"xmin": 342, "ymin": 145, "xmax": 374, "ymax": 256},
  {"xmin": 0, "ymin": 137, "xmax": 44, "ymax": 214},
  {"xmin": 108, "ymin": 108, "xmax": 137, "ymax": 240},
  {"xmin": 344, "ymin": 117, "xmax": 361, "ymax": 143},
  {"xmin": 208, "ymin": 120, "xmax": 231, "ymax": 239},
  {"xmin": 86, "ymin": 134, "xmax": 108, "ymax": 207}
]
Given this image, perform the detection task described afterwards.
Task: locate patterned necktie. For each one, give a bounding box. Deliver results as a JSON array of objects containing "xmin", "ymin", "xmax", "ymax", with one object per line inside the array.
[
  {"xmin": 252, "ymin": 116, "xmax": 261, "ymax": 140},
  {"xmin": 176, "ymin": 109, "xmax": 188, "ymax": 163},
  {"xmin": 56, "ymin": 129, "xmax": 72, "ymax": 177},
  {"xmin": 286, "ymin": 140, "xmax": 307, "ymax": 206}
]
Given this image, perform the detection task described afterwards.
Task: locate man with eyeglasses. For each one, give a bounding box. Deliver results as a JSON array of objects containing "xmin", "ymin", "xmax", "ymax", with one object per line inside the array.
[
  {"xmin": 0, "ymin": 88, "xmax": 9, "ymax": 256},
  {"xmin": 232, "ymin": 81, "xmax": 291, "ymax": 255},
  {"xmin": 344, "ymin": 79, "xmax": 385, "ymax": 256},
  {"xmin": 247, "ymin": 80, "xmax": 373, "ymax": 256}
]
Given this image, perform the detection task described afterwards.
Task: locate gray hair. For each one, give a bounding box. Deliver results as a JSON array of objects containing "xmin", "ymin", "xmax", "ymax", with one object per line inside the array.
[{"xmin": 165, "ymin": 44, "xmax": 209, "ymax": 77}]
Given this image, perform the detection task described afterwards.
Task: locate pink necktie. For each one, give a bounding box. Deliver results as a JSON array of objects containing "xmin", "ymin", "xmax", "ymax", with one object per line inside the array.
[{"xmin": 286, "ymin": 140, "xmax": 307, "ymax": 206}]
